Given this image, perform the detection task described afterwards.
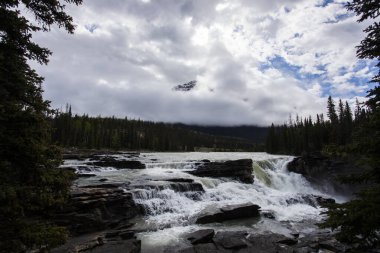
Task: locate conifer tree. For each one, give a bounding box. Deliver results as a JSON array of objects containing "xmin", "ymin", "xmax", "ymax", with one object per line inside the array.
[
  {"xmin": 0, "ymin": 1, "xmax": 82, "ymax": 251},
  {"xmin": 320, "ymin": 0, "xmax": 380, "ymax": 248},
  {"xmin": 327, "ymin": 96, "xmax": 339, "ymax": 124}
]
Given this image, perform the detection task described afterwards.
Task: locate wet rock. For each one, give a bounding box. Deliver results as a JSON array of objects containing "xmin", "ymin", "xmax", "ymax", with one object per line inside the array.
[
  {"xmin": 293, "ymin": 246, "xmax": 316, "ymax": 253},
  {"xmin": 285, "ymin": 194, "xmax": 335, "ymax": 208},
  {"xmin": 196, "ymin": 203, "xmax": 260, "ymax": 224},
  {"xmin": 187, "ymin": 229, "xmax": 215, "ymax": 244},
  {"xmin": 88, "ymin": 157, "xmax": 145, "ymax": 169},
  {"xmin": 79, "ymin": 183, "xmax": 125, "ymax": 189},
  {"xmin": 193, "ymin": 243, "xmax": 218, "ymax": 252},
  {"xmin": 189, "ymin": 159, "xmax": 254, "ymax": 183},
  {"xmin": 119, "ymin": 231, "xmax": 135, "ymax": 240},
  {"xmin": 54, "ymin": 185, "xmax": 140, "ymax": 235},
  {"xmin": 165, "ymin": 178, "xmax": 194, "ymax": 183},
  {"xmin": 214, "ymin": 231, "xmax": 248, "ymax": 250},
  {"xmin": 245, "ymin": 233, "xmax": 292, "ymax": 253},
  {"xmin": 277, "ymin": 238, "xmax": 298, "ymax": 246},
  {"xmin": 287, "ymin": 154, "xmax": 366, "ymax": 196},
  {"xmin": 315, "ymin": 196, "xmax": 335, "ymax": 206},
  {"xmin": 131, "ymin": 181, "xmax": 204, "ymax": 193},
  {"xmin": 319, "ymin": 238, "xmax": 346, "ymax": 252},
  {"xmin": 63, "ymin": 153, "xmax": 89, "ymax": 160},
  {"xmin": 262, "ymin": 211, "xmax": 276, "ymax": 219},
  {"xmin": 291, "ymin": 232, "xmax": 300, "ymax": 239},
  {"xmin": 77, "ymin": 173, "xmax": 97, "ymax": 178},
  {"xmin": 88, "ymin": 238, "xmax": 141, "ymax": 253}
]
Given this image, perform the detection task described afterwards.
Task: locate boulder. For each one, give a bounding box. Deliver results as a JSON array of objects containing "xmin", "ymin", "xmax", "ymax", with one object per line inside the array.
[
  {"xmin": 187, "ymin": 229, "xmax": 215, "ymax": 244},
  {"xmin": 189, "ymin": 159, "xmax": 254, "ymax": 183},
  {"xmin": 196, "ymin": 203, "xmax": 260, "ymax": 224},
  {"xmin": 246, "ymin": 233, "xmax": 296, "ymax": 253},
  {"xmin": 285, "ymin": 194, "xmax": 335, "ymax": 208},
  {"xmin": 213, "ymin": 231, "xmax": 248, "ymax": 250}
]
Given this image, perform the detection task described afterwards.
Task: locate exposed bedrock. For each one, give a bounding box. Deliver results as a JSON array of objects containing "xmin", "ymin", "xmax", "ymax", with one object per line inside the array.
[
  {"xmin": 165, "ymin": 230, "xmax": 350, "ymax": 253},
  {"xmin": 188, "ymin": 159, "xmax": 254, "ymax": 183},
  {"xmin": 287, "ymin": 153, "xmax": 366, "ymax": 196},
  {"xmin": 87, "ymin": 156, "xmax": 146, "ymax": 169},
  {"xmin": 53, "ymin": 184, "xmax": 141, "ymax": 236},
  {"xmin": 131, "ymin": 180, "xmax": 205, "ymax": 193},
  {"xmin": 196, "ymin": 203, "xmax": 261, "ymax": 224}
]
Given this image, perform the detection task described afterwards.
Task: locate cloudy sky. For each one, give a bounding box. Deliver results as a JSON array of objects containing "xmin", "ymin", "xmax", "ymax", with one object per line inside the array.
[{"xmin": 32, "ymin": 0, "xmax": 376, "ymax": 126}]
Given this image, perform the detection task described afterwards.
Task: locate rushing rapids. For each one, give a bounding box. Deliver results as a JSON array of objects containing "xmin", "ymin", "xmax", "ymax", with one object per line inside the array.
[{"xmin": 63, "ymin": 152, "xmax": 344, "ymax": 253}]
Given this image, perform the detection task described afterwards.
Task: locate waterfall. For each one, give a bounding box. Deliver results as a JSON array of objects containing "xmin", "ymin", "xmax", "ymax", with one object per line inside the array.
[{"xmin": 130, "ymin": 154, "xmax": 328, "ymax": 230}]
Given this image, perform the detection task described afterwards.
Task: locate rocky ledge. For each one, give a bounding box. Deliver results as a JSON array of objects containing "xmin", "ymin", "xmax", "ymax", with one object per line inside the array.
[
  {"xmin": 87, "ymin": 156, "xmax": 145, "ymax": 169},
  {"xmin": 196, "ymin": 203, "xmax": 260, "ymax": 224},
  {"xmin": 53, "ymin": 184, "xmax": 141, "ymax": 235},
  {"xmin": 287, "ymin": 153, "xmax": 366, "ymax": 196},
  {"xmin": 189, "ymin": 159, "xmax": 254, "ymax": 183},
  {"xmin": 163, "ymin": 230, "xmax": 350, "ymax": 253}
]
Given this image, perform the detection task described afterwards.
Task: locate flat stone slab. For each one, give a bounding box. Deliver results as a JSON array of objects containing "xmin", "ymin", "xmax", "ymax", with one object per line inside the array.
[
  {"xmin": 196, "ymin": 203, "xmax": 260, "ymax": 224},
  {"xmin": 189, "ymin": 159, "xmax": 254, "ymax": 183}
]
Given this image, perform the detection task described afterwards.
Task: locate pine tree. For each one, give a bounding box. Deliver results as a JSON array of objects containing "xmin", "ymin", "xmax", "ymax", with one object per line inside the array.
[
  {"xmin": 327, "ymin": 96, "xmax": 339, "ymax": 124},
  {"xmin": 0, "ymin": 1, "xmax": 82, "ymax": 251},
  {"xmin": 320, "ymin": 0, "xmax": 380, "ymax": 249}
]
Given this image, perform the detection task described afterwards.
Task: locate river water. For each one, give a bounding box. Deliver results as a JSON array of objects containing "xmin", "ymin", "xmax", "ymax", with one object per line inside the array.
[{"xmin": 64, "ymin": 152, "xmax": 343, "ymax": 252}]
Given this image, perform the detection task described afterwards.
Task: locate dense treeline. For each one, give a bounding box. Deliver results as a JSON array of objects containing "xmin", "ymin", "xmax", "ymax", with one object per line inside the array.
[
  {"xmin": 266, "ymin": 0, "xmax": 380, "ymax": 249},
  {"xmin": 178, "ymin": 124, "xmax": 268, "ymax": 144},
  {"xmin": 266, "ymin": 97, "xmax": 367, "ymax": 155},
  {"xmin": 51, "ymin": 106, "xmax": 260, "ymax": 151}
]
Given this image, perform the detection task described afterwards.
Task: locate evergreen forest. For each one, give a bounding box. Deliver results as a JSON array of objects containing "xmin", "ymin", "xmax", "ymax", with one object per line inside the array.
[{"xmin": 50, "ymin": 107, "xmax": 261, "ymax": 152}]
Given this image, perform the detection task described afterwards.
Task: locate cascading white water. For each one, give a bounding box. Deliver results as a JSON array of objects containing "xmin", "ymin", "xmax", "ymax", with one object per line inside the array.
[
  {"xmin": 131, "ymin": 155, "xmax": 328, "ymax": 231},
  {"xmin": 65, "ymin": 152, "xmax": 337, "ymax": 253}
]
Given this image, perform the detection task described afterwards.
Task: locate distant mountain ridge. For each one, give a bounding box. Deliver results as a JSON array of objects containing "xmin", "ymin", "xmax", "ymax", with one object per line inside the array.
[{"xmin": 177, "ymin": 124, "xmax": 268, "ymax": 144}]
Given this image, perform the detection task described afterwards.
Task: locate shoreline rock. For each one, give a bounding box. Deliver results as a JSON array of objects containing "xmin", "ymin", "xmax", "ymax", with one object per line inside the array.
[
  {"xmin": 287, "ymin": 154, "xmax": 366, "ymax": 196},
  {"xmin": 54, "ymin": 184, "xmax": 141, "ymax": 236}
]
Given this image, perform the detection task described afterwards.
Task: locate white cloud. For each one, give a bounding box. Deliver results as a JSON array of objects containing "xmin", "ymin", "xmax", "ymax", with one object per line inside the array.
[{"xmin": 30, "ymin": 0, "xmax": 375, "ymax": 126}]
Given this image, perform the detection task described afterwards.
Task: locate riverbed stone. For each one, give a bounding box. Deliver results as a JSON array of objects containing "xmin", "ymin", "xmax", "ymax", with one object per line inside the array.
[
  {"xmin": 213, "ymin": 231, "xmax": 248, "ymax": 250},
  {"xmin": 196, "ymin": 203, "xmax": 260, "ymax": 224},
  {"xmin": 53, "ymin": 185, "xmax": 141, "ymax": 235},
  {"xmin": 189, "ymin": 159, "xmax": 254, "ymax": 183},
  {"xmin": 187, "ymin": 229, "xmax": 215, "ymax": 244}
]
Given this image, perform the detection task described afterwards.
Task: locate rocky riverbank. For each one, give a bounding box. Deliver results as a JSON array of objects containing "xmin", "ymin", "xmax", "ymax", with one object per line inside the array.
[
  {"xmin": 51, "ymin": 152, "xmax": 357, "ymax": 253},
  {"xmin": 287, "ymin": 153, "xmax": 367, "ymax": 197}
]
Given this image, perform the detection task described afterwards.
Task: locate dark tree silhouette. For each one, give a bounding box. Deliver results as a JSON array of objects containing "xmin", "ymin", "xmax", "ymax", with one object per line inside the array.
[{"xmin": 0, "ymin": 1, "xmax": 82, "ymax": 251}]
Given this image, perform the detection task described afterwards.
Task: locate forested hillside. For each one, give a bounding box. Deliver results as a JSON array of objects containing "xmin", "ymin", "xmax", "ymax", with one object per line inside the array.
[
  {"xmin": 266, "ymin": 97, "xmax": 367, "ymax": 155},
  {"xmin": 178, "ymin": 124, "xmax": 268, "ymax": 144},
  {"xmin": 51, "ymin": 108, "xmax": 263, "ymax": 151}
]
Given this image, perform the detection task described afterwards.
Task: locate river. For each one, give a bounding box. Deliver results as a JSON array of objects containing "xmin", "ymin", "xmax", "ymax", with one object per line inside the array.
[{"xmin": 63, "ymin": 152, "xmax": 343, "ymax": 252}]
